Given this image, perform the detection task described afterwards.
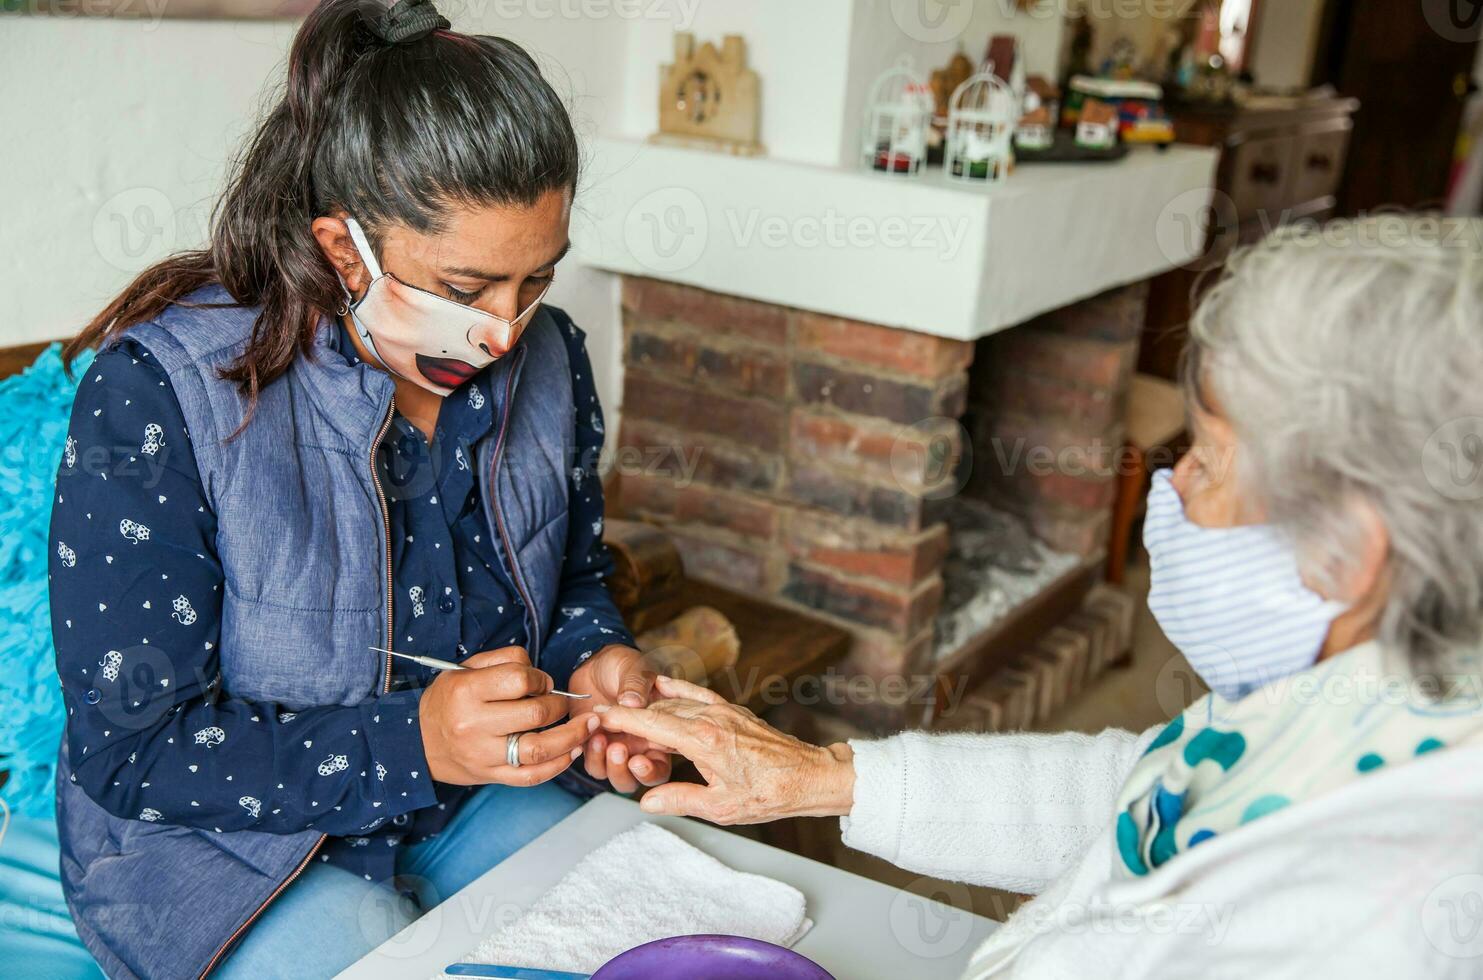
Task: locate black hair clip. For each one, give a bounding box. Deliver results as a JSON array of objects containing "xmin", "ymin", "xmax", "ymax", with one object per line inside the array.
[{"xmin": 364, "ymin": 0, "xmax": 450, "ymax": 45}]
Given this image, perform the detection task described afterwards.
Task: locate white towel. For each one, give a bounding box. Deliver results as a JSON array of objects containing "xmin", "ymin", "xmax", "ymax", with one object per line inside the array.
[{"xmin": 447, "ymin": 823, "xmax": 811, "ymax": 976}]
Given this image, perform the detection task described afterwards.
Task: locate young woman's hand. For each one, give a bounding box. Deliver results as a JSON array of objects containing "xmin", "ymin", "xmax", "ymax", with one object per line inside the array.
[
  {"xmin": 419, "ymin": 646, "xmax": 597, "ymax": 786},
  {"xmin": 569, "ymin": 645, "xmax": 673, "ymax": 793},
  {"xmin": 593, "ymin": 675, "xmax": 855, "ymax": 825}
]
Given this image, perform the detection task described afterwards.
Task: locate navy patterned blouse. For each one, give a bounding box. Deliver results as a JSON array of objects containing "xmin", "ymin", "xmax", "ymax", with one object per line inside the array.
[{"xmin": 49, "ymin": 317, "xmax": 633, "ymax": 884}]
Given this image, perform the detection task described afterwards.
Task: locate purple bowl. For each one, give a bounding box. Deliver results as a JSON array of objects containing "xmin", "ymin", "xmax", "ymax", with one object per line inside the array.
[{"xmin": 591, "ymin": 935, "xmax": 834, "ymax": 980}]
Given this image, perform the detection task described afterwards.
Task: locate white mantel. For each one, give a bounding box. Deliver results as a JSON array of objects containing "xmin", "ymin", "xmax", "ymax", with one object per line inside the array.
[{"xmin": 573, "ymin": 138, "xmax": 1218, "ymax": 341}]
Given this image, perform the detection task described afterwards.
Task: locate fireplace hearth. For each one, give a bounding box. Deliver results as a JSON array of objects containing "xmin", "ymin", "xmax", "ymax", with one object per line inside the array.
[
  {"xmin": 608, "ymin": 275, "xmax": 1148, "ymax": 730},
  {"xmin": 931, "ymin": 498, "xmax": 1080, "ymax": 662}
]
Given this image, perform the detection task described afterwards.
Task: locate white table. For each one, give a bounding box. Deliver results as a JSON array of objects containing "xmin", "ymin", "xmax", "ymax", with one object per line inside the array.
[{"xmin": 340, "ymin": 794, "xmax": 998, "ymax": 979}]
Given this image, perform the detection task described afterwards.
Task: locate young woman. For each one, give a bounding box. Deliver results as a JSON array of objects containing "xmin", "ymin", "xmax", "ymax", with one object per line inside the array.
[{"xmin": 48, "ymin": 2, "xmax": 667, "ymax": 976}]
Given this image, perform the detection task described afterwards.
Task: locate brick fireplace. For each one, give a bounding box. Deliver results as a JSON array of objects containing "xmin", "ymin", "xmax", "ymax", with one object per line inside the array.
[
  {"xmin": 963, "ymin": 279, "xmax": 1148, "ymax": 555},
  {"xmin": 608, "ymin": 275, "xmax": 1148, "ymax": 729}
]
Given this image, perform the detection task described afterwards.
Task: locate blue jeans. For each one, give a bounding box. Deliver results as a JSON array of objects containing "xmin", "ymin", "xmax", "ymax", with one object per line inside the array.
[{"xmin": 217, "ymin": 782, "xmax": 583, "ymax": 978}]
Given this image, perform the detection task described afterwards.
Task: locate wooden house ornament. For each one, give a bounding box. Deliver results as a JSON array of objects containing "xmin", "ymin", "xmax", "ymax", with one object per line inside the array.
[
  {"xmin": 652, "ymin": 33, "xmax": 764, "ymax": 156},
  {"xmin": 1016, "ymin": 77, "xmax": 1060, "ymax": 151},
  {"xmin": 1076, "ymin": 98, "xmax": 1119, "ymax": 150}
]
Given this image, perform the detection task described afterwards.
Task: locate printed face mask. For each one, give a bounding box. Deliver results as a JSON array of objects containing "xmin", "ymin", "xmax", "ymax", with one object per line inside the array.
[
  {"xmin": 340, "ymin": 217, "xmax": 551, "ymax": 396},
  {"xmin": 1143, "ymin": 468, "xmax": 1346, "ymax": 702}
]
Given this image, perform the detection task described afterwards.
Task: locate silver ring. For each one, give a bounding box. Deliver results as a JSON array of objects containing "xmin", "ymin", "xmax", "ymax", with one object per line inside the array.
[{"xmin": 506, "ymin": 732, "xmax": 523, "ymax": 768}]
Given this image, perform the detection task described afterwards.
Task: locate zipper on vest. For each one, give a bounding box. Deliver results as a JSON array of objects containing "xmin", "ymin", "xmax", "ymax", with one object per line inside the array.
[
  {"xmin": 371, "ymin": 397, "xmax": 397, "ymax": 691},
  {"xmin": 197, "ymin": 837, "xmax": 324, "ymax": 979},
  {"xmin": 198, "ymin": 396, "xmax": 395, "ymax": 978},
  {"xmin": 488, "ymin": 347, "xmax": 542, "ymax": 658}
]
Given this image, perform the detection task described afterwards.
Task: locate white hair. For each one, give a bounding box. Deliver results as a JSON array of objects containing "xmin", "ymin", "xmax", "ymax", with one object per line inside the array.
[{"xmin": 1187, "ymin": 216, "xmax": 1483, "ymax": 672}]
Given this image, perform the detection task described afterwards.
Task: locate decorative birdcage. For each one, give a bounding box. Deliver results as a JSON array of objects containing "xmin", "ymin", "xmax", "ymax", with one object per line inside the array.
[
  {"xmin": 861, "ymin": 59, "xmax": 934, "ymax": 176},
  {"xmin": 944, "ymin": 69, "xmax": 1019, "ymax": 183}
]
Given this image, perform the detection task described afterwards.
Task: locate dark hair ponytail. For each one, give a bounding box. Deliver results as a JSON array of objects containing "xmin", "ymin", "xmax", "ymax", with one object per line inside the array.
[{"xmin": 66, "ymin": 0, "xmax": 579, "ymax": 409}]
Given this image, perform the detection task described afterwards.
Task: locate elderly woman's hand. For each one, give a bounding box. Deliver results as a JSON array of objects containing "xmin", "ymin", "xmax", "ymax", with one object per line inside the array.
[{"xmin": 593, "ymin": 675, "xmax": 855, "ymax": 825}]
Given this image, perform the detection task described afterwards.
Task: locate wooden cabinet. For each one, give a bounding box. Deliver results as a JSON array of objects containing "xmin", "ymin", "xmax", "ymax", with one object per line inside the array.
[
  {"xmin": 1138, "ymin": 95, "xmax": 1359, "ymax": 379},
  {"xmin": 1227, "ymin": 132, "xmax": 1297, "ymax": 222},
  {"xmin": 1289, "ymin": 121, "xmax": 1353, "ymax": 213}
]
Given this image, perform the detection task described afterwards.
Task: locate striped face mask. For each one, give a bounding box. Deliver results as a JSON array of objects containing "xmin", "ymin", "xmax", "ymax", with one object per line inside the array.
[{"xmin": 1143, "ymin": 469, "xmax": 1345, "ymax": 702}]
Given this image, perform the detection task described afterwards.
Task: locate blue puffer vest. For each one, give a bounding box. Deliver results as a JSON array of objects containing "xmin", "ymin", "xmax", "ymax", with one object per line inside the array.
[{"xmin": 54, "ymin": 285, "xmax": 574, "ymax": 979}]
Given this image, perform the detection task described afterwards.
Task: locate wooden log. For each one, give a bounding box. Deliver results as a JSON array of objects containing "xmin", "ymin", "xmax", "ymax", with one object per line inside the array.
[
  {"xmin": 604, "ymin": 518, "xmax": 685, "ymax": 619},
  {"xmin": 635, "ymin": 605, "xmax": 741, "ymax": 684},
  {"xmin": 617, "ymin": 578, "xmax": 849, "ymax": 713}
]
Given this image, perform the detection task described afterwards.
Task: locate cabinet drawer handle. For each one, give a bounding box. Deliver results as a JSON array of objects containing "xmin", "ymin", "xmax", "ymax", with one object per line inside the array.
[{"xmin": 1250, "ymin": 162, "xmax": 1281, "ymax": 185}]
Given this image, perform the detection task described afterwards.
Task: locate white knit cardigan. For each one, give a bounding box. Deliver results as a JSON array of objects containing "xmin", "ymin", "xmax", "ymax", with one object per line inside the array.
[{"xmin": 842, "ymin": 726, "xmax": 1483, "ymax": 977}]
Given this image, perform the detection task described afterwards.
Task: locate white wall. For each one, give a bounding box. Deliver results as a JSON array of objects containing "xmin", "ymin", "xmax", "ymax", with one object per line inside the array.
[
  {"xmin": 620, "ymin": 1, "xmax": 858, "ymax": 166},
  {"xmin": 0, "ymin": 2, "xmax": 1066, "ymax": 416},
  {"xmin": 0, "ymin": 12, "xmax": 632, "ymax": 415},
  {"xmin": 841, "ymin": 0, "xmax": 1064, "ymax": 169},
  {"xmin": 618, "ymin": 1, "xmax": 1066, "ymax": 167},
  {"xmin": 1073, "ymin": 0, "xmax": 1199, "ymax": 77},
  {"xmin": 1246, "ymin": 0, "xmax": 1326, "ymax": 90},
  {"xmin": 3, "ymin": 18, "xmax": 289, "ymax": 344}
]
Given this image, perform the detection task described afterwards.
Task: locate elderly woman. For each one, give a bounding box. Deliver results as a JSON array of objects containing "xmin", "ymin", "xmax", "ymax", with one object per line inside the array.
[{"xmin": 595, "ymin": 222, "xmax": 1483, "ymax": 976}]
